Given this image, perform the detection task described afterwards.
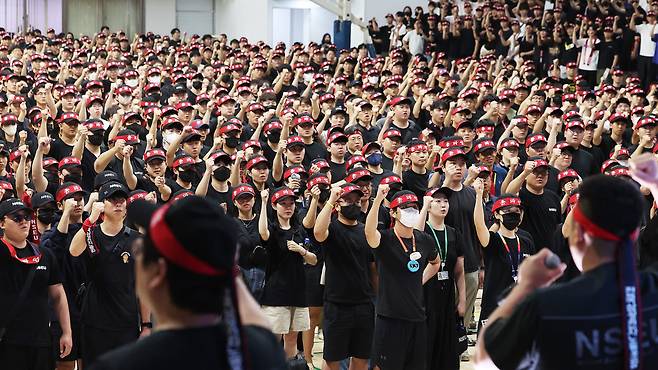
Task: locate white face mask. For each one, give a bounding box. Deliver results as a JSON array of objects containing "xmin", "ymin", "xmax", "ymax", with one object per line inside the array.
[
  {"xmin": 368, "ymin": 76, "xmax": 379, "ymax": 84},
  {"xmin": 125, "ymin": 78, "xmax": 138, "ymax": 88},
  {"xmin": 2, "ymin": 124, "xmax": 17, "ymax": 136},
  {"xmin": 88, "ymin": 72, "xmax": 97, "ymax": 80},
  {"xmin": 304, "ymin": 73, "xmax": 313, "ymax": 84},
  {"xmin": 118, "ymin": 95, "xmax": 132, "ymax": 105},
  {"xmin": 399, "ymin": 207, "xmax": 420, "ymax": 228},
  {"xmin": 163, "ymin": 131, "xmax": 178, "ymax": 149},
  {"xmin": 148, "ymin": 76, "xmax": 161, "ymax": 84},
  {"xmin": 632, "ymin": 115, "xmax": 641, "ymax": 125}
]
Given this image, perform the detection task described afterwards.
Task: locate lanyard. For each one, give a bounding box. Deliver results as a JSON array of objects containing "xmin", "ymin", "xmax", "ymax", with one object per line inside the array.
[
  {"xmin": 2, "ymin": 238, "xmax": 40, "ymax": 264},
  {"xmin": 394, "ymin": 228, "xmax": 416, "ymax": 254},
  {"xmin": 427, "ymin": 221, "xmax": 448, "ymax": 271},
  {"xmin": 497, "ymin": 233, "xmax": 521, "ymax": 277}
]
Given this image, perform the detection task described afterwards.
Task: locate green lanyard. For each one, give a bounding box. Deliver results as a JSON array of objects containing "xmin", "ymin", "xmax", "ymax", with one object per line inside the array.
[{"xmin": 427, "ymin": 221, "xmax": 448, "ymax": 271}]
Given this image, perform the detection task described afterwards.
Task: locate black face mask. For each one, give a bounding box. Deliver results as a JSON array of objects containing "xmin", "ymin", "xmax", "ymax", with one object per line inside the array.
[
  {"xmin": 318, "ymin": 189, "xmax": 330, "ymax": 203},
  {"xmin": 340, "ymin": 203, "xmax": 361, "ymax": 220},
  {"xmin": 192, "ymin": 80, "xmax": 203, "ymax": 89},
  {"xmin": 225, "ymin": 137, "xmax": 239, "ymax": 148},
  {"xmin": 88, "ymin": 132, "xmax": 104, "ymax": 146},
  {"xmin": 37, "ymin": 207, "xmax": 56, "ymax": 225},
  {"xmin": 148, "ymin": 93, "xmax": 162, "ymax": 101},
  {"xmin": 128, "ymin": 124, "xmax": 147, "ymax": 140},
  {"xmin": 213, "ymin": 166, "xmax": 231, "ymax": 181},
  {"xmin": 268, "ymin": 132, "xmax": 281, "ymax": 144},
  {"xmin": 178, "ymin": 169, "xmax": 199, "ymax": 184},
  {"xmin": 48, "ymin": 71, "xmax": 58, "ymax": 78},
  {"xmin": 501, "ymin": 212, "xmax": 521, "ymax": 230},
  {"xmin": 63, "ymin": 172, "xmax": 82, "ymax": 184}
]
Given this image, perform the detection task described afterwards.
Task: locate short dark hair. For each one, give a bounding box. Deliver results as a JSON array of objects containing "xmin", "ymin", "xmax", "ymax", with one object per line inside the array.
[{"xmin": 171, "ymin": 28, "xmax": 180, "ymax": 35}]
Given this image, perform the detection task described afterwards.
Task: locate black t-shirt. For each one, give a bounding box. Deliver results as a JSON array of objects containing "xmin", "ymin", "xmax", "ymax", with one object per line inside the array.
[
  {"xmin": 81, "ymin": 146, "xmax": 102, "ymax": 192},
  {"xmin": 322, "ymin": 219, "xmax": 374, "ymax": 304},
  {"xmin": 260, "ymin": 223, "xmax": 308, "ymax": 307},
  {"xmin": 519, "ymin": 187, "xmax": 561, "ymax": 251},
  {"xmin": 205, "ymin": 183, "xmax": 234, "ymax": 215},
  {"xmin": 0, "ymin": 242, "xmax": 62, "ymax": 346},
  {"xmin": 402, "ymin": 168, "xmax": 429, "ymax": 201},
  {"xmin": 49, "ymin": 137, "xmax": 74, "ymax": 161},
  {"xmin": 81, "ymin": 225, "xmax": 140, "ymax": 330},
  {"xmin": 302, "ymin": 142, "xmax": 327, "ymax": 168},
  {"xmin": 481, "ymin": 231, "xmax": 536, "ymax": 318},
  {"xmin": 570, "ymin": 147, "xmax": 595, "ymax": 178},
  {"xmin": 88, "ymin": 324, "xmax": 288, "ymax": 370},
  {"xmin": 329, "ymin": 159, "xmax": 347, "ymax": 183},
  {"xmin": 484, "ymin": 263, "xmax": 658, "ymax": 370},
  {"xmin": 373, "ymin": 228, "xmax": 438, "ymax": 322},
  {"xmin": 445, "ymin": 186, "xmax": 480, "ymax": 273},
  {"xmin": 380, "ymin": 154, "xmax": 394, "ymax": 172}
]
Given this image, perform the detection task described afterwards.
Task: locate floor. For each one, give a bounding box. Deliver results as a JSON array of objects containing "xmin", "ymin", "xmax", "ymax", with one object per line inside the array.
[{"xmin": 307, "ymin": 291, "xmax": 481, "ymax": 370}]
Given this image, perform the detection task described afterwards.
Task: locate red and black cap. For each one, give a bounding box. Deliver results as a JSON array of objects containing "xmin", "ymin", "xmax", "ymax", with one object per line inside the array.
[
  {"xmin": 362, "ymin": 142, "xmax": 381, "ymax": 155},
  {"xmin": 340, "ymin": 183, "xmax": 365, "ymax": 198},
  {"xmin": 382, "ymin": 129, "xmax": 402, "ymax": 141},
  {"xmin": 271, "ymin": 187, "xmax": 296, "ymax": 204},
  {"xmin": 128, "ymin": 190, "xmax": 148, "ymax": 205},
  {"xmin": 283, "ymin": 165, "xmax": 308, "ymax": 180},
  {"xmin": 439, "ymin": 136, "xmax": 465, "ymax": 149},
  {"xmin": 144, "ymin": 149, "xmax": 166, "ymax": 163},
  {"xmin": 326, "ymin": 131, "xmax": 348, "ymax": 146},
  {"xmin": 558, "ymin": 168, "xmax": 579, "ymax": 184},
  {"xmin": 441, "ymin": 148, "xmax": 467, "ymax": 163},
  {"xmin": 58, "ymin": 112, "xmax": 80, "ymax": 125},
  {"xmin": 286, "ymin": 135, "xmax": 305, "ymax": 149},
  {"xmin": 55, "ymin": 182, "xmax": 85, "ymax": 202},
  {"xmin": 58, "ymin": 156, "xmax": 82, "ymax": 171},
  {"xmin": 345, "ymin": 167, "xmax": 373, "ymax": 183},
  {"xmin": 231, "ymin": 183, "xmax": 256, "ymax": 201},
  {"xmin": 245, "ymin": 155, "xmax": 268, "ymax": 170},
  {"xmin": 306, "ymin": 172, "xmax": 330, "ymax": 190},
  {"xmin": 389, "ymin": 190, "xmax": 419, "ymax": 210},
  {"xmin": 172, "ymin": 155, "xmax": 195, "ymax": 169},
  {"xmin": 346, "ymin": 155, "xmax": 368, "ymax": 171},
  {"xmin": 525, "ymin": 133, "xmax": 548, "ymax": 148},
  {"xmin": 388, "ymin": 96, "xmax": 412, "ymax": 107},
  {"xmin": 309, "ymin": 158, "xmax": 330, "ymax": 174},
  {"xmin": 426, "ymin": 186, "xmax": 453, "ymax": 199},
  {"xmin": 492, "ymin": 195, "xmax": 522, "ymax": 213},
  {"xmin": 113, "ymin": 130, "xmax": 140, "ymax": 145},
  {"xmin": 473, "ymin": 138, "xmax": 495, "ymax": 153},
  {"xmin": 528, "ymin": 156, "xmax": 550, "ymax": 170}
]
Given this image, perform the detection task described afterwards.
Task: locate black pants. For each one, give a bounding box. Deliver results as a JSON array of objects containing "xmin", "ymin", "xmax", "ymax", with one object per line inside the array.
[
  {"xmin": 371, "ymin": 315, "xmax": 427, "ymax": 370},
  {"xmin": 0, "ymin": 343, "xmax": 53, "ymax": 370},
  {"xmin": 82, "ymin": 324, "xmax": 139, "ymax": 366},
  {"xmin": 638, "ymin": 56, "xmax": 655, "ymax": 90}
]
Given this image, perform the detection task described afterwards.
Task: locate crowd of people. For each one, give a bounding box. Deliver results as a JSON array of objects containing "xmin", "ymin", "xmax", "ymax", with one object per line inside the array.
[{"xmin": 1, "ymin": 0, "xmax": 658, "ymax": 369}]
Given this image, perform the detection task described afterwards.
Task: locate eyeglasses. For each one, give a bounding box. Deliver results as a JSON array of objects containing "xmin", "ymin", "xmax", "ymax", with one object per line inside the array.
[{"xmin": 6, "ymin": 212, "xmax": 33, "ymax": 223}]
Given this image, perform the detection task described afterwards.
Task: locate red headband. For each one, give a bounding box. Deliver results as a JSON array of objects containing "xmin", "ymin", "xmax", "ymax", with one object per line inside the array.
[
  {"xmin": 149, "ymin": 204, "xmax": 226, "ymax": 276},
  {"xmin": 389, "ymin": 193, "xmax": 418, "ymax": 209},
  {"xmin": 56, "ymin": 184, "xmax": 83, "ymax": 202},
  {"xmin": 114, "ymin": 134, "xmax": 139, "ymax": 143},
  {"xmin": 492, "ymin": 196, "xmax": 522, "ymax": 213}
]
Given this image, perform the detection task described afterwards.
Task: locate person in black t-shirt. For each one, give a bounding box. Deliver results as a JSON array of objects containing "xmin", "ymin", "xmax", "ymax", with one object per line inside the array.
[
  {"xmin": 402, "ymin": 138, "xmax": 430, "ymax": 200},
  {"xmin": 69, "ymin": 182, "xmax": 145, "ymax": 365},
  {"xmin": 258, "ymin": 187, "xmax": 318, "ymax": 360},
  {"xmin": 366, "ymin": 186, "xmax": 440, "ymax": 370},
  {"xmin": 0, "ymin": 198, "xmax": 72, "ymax": 370},
  {"xmin": 314, "ymin": 184, "xmax": 375, "ymax": 370},
  {"xmin": 507, "ymin": 157, "xmax": 562, "ymax": 250},
  {"xmin": 476, "ymin": 170, "xmax": 658, "ymax": 370},
  {"xmin": 473, "ymin": 186, "xmax": 536, "ymax": 331},
  {"xmin": 89, "ymin": 195, "xmax": 287, "ymax": 370}
]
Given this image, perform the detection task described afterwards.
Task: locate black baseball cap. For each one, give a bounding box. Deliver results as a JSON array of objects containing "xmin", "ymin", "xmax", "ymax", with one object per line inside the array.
[
  {"xmin": 99, "ymin": 181, "xmax": 129, "ymax": 201},
  {"xmin": 127, "ymin": 196, "xmax": 237, "ymax": 276},
  {"xmin": 31, "ymin": 192, "xmax": 56, "ymax": 209},
  {"xmin": 94, "ymin": 170, "xmax": 120, "ymax": 190},
  {"xmin": 0, "ymin": 198, "xmax": 31, "ymax": 218}
]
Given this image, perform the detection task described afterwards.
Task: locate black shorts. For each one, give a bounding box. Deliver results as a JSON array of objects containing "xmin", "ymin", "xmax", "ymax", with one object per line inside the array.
[
  {"xmin": 51, "ymin": 320, "xmax": 82, "ymax": 361},
  {"xmin": 305, "ymin": 265, "xmax": 324, "ymax": 307},
  {"xmin": 322, "ymin": 301, "xmax": 374, "ymax": 362},
  {"xmin": 371, "ymin": 315, "xmax": 427, "ymax": 370},
  {"xmin": 82, "ymin": 324, "xmax": 139, "ymax": 366},
  {"xmin": 0, "ymin": 342, "xmax": 53, "ymax": 370}
]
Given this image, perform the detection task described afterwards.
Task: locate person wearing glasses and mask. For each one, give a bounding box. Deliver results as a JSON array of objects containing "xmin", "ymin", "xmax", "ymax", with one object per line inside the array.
[{"xmin": 0, "ymin": 198, "xmax": 72, "ymax": 370}]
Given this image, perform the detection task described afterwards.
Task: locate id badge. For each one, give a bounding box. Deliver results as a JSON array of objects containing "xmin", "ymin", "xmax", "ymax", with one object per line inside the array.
[{"xmin": 437, "ymin": 271, "xmax": 449, "ymax": 280}]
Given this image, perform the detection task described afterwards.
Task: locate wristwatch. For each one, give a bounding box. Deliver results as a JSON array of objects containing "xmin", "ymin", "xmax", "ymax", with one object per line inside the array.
[{"xmin": 140, "ymin": 322, "xmax": 153, "ymax": 329}]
